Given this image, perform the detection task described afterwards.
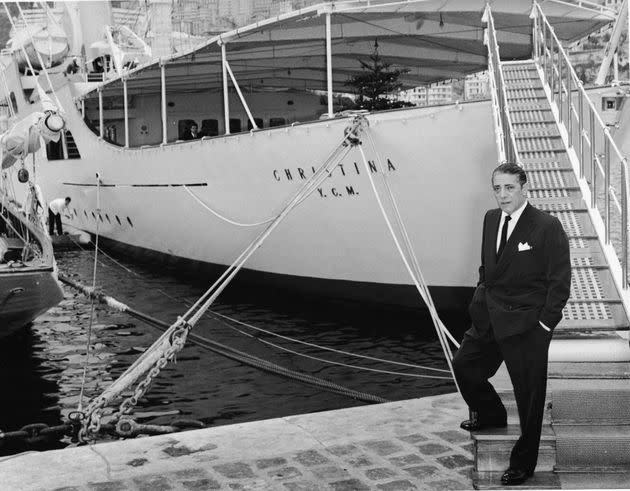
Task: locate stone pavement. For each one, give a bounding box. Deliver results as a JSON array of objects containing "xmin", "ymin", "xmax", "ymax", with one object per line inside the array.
[{"xmin": 0, "ymin": 393, "xmax": 476, "ymax": 490}]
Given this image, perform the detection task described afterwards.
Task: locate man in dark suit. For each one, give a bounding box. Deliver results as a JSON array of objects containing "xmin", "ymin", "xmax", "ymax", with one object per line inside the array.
[
  {"xmin": 453, "ymin": 163, "xmax": 571, "ymax": 485},
  {"xmin": 183, "ymin": 123, "xmax": 201, "ymax": 140}
]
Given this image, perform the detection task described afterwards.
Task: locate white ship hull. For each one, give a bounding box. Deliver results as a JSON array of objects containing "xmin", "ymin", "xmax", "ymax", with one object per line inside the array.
[
  {"xmin": 30, "ymin": 86, "xmax": 497, "ymax": 309},
  {"xmin": 3, "ymin": 0, "xmax": 613, "ymax": 310}
]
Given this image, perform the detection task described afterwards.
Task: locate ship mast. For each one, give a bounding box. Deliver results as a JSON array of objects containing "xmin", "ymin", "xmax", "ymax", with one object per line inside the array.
[{"xmin": 147, "ymin": 0, "xmax": 172, "ymax": 58}]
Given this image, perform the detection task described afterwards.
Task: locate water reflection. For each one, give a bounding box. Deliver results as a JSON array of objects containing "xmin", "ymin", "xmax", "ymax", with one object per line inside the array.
[{"xmin": 0, "ymin": 249, "xmax": 466, "ymax": 454}]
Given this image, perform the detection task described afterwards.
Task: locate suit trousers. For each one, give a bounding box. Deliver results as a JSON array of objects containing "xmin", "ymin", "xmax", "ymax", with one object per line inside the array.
[
  {"xmin": 48, "ymin": 209, "xmax": 62, "ymax": 235},
  {"xmin": 453, "ymin": 324, "xmax": 552, "ymax": 473}
]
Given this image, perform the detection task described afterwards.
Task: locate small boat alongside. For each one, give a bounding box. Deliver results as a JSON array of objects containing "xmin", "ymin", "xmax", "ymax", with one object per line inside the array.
[{"xmin": 0, "ymin": 200, "xmax": 63, "ymax": 338}]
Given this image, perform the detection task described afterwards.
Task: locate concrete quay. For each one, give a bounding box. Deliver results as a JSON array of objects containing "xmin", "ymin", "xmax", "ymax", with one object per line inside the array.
[{"xmin": 1, "ymin": 393, "xmax": 476, "ymax": 491}]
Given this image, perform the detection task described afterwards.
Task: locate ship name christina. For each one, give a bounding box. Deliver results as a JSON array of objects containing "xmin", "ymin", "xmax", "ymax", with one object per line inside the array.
[{"xmin": 272, "ymin": 159, "xmax": 397, "ymax": 183}]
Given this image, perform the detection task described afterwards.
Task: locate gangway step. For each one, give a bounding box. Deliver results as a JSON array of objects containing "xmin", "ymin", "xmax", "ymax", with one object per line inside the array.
[
  {"xmin": 518, "ymin": 138, "xmax": 568, "ymax": 152},
  {"xmin": 549, "ymin": 209, "xmax": 596, "ymax": 237},
  {"xmin": 519, "ymin": 153, "xmax": 573, "ymax": 166},
  {"xmin": 503, "ymin": 69, "xmax": 540, "ymax": 81},
  {"xmin": 554, "ymin": 425, "xmax": 630, "ymax": 469},
  {"xmin": 510, "ymin": 109, "xmax": 556, "ymax": 122},
  {"xmin": 513, "ymin": 127, "xmax": 562, "ymax": 139},
  {"xmin": 506, "ymin": 101, "xmax": 550, "ymax": 111},
  {"xmin": 472, "ymin": 471, "xmax": 560, "ymax": 490},
  {"xmin": 527, "ymin": 168, "xmax": 579, "ymax": 189},
  {"xmin": 557, "ymin": 315, "xmax": 628, "ymax": 332},
  {"xmin": 521, "ymin": 159, "xmax": 574, "ymax": 172},
  {"xmin": 550, "ymin": 379, "xmax": 630, "ymax": 424},
  {"xmin": 527, "ymin": 188, "xmax": 580, "ymax": 200},
  {"xmin": 505, "ymin": 80, "xmax": 546, "ymax": 90},
  {"xmin": 472, "ymin": 425, "xmax": 556, "ymax": 472},
  {"xmin": 507, "ymin": 88, "xmax": 547, "ymax": 100},
  {"xmin": 533, "ymin": 200, "xmax": 588, "ymax": 212},
  {"xmin": 549, "ymin": 361, "xmax": 630, "ymax": 379}
]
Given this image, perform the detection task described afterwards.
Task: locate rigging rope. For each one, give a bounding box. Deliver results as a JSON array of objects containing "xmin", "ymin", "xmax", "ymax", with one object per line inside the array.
[
  {"xmin": 78, "ymin": 119, "xmax": 363, "ymax": 438},
  {"xmin": 8, "ymin": 2, "xmax": 65, "ymax": 111},
  {"xmin": 252, "ymin": 337, "xmax": 452, "ymax": 380},
  {"xmin": 210, "ymin": 310, "xmax": 450, "ymax": 373},
  {"xmin": 182, "ymin": 185, "xmax": 274, "ymax": 227},
  {"xmin": 355, "ymin": 129, "xmax": 460, "ymax": 394},
  {"xmin": 0, "ymin": 68, "xmax": 16, "ymax": 119},
  {"xmin": 60, "ymin": 233, "xmax": 448, "ymax": 375},
  {"xmin": 77, "ymin": 175, "xmax": 101, "ymax": 412},
  {"xmin": 58, "ymin": 274, "xmax": 390, "ymax": 404},
  {"xmin": 181, "ymin": 134, "xmax": 345, "ymax": 228}
]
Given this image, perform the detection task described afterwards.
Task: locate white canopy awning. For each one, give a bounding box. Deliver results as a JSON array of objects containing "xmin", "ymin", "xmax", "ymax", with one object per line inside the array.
[{"xmin": 90, "ymin": 0, "xmax": 616, "ymax": 95}]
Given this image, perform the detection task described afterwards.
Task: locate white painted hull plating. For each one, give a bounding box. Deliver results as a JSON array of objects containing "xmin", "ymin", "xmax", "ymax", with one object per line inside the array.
[{"xmin": 29, "ymin": 87, "xmax": 498, "ymax": 309}]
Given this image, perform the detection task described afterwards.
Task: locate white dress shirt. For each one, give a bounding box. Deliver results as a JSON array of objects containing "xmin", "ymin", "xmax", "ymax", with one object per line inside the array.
[
  {"xmin": 495, "ymin": 200, "xmax": 528, "ymax": 254},
  {"xmin": 48, "ymin": 198, "xmax": 69, "ymax": 215}
]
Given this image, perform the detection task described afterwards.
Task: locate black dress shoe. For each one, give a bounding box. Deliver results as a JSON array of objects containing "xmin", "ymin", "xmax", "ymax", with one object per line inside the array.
[
  {"xmin": 501, "ymin": 468, "xmax": 533, "ymax": 485},
  {"xmin": 459, "ymin": 418, "xmax": 507, "ymax": 431}
]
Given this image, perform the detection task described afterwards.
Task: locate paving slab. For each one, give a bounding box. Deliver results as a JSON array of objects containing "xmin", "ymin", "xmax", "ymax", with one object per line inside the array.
[
  {"xmin": 1, "ymin": 393, "xmax": 475, "ymax": 491},
  {"xmin": 2, "ymin": 388, "xmax": 622, "ymax": 490}
]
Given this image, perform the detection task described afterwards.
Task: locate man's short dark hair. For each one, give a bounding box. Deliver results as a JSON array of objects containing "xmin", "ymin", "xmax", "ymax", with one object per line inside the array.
[
  {"xmin": 65, "ymin": 196, "xmax": 71, "ymax": 202},
  {"xmin": 492, "ymin": 162, "xmax": 527, "ymax": 186}
]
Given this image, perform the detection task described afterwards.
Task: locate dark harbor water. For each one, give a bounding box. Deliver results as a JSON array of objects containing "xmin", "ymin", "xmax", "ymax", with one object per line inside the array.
[{"xmin": 0, "ymin": 248, "xmax": 469, "ymax": 456}]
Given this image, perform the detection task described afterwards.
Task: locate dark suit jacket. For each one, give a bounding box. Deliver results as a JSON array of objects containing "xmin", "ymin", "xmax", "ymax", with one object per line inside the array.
[{"xmin": 468, "ymin": 203, "xmax": 571, "ymax": 339}]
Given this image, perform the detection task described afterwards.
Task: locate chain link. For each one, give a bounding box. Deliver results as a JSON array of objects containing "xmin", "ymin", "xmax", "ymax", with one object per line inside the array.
[
  {"xmin": 80, "ymin": 318, "xmax": 192, "ymax": 441},
  {"xmin": 76, "ymin": 120, "xmax": 365, "ymax": 441}
]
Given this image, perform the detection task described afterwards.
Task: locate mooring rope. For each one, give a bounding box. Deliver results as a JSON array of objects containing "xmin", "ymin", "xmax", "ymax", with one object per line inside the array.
[
  {"xmin": 210, "ymin": 310, "xmax": 450, "ymax": 373},
  {"xmin": 77, "ymin": 174, "xmax": 101, "ymax": 412},
  {"xmin": 356, "ymin": 129, "xmax": 460, "ymax": 394},
  {"xmin": 7, "ymin": 2, "xmax": 66, "ymax": 111},
  {"xmin": 79, "ymin": 121, "xmax": 364, "ymax": 433},
  {"xmin": 253, "ymin": 337, "xmax": 453, "ymax": 380},
  {"xmin": 182, "ymin": 185, "xmax": 275, "ymax": 227},
  {"xmin": 60, "ymin": 234, "xmax": 450, "ymax": 376},
  {"xmin": 58, "ymin": 274, "xmax": 389, "ymax": 404},
  {"xmin": 181, "ymin": 136, "xmax": 345, "ymax": 227}
]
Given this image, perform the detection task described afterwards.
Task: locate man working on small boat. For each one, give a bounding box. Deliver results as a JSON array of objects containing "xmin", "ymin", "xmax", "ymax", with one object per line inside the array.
[
  {"xmin": 48, "ymin": 196, "xmax": 72, "ymax": 236},
  {"xmin": 453, "ymin": 163, "xmax": 571, "ymax": 485}
]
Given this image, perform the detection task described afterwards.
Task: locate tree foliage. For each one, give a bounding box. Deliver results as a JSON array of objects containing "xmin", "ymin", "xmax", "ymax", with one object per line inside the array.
[{"xmin": 345, "ymin": 43, "xmax": 413, "ymax": 111}]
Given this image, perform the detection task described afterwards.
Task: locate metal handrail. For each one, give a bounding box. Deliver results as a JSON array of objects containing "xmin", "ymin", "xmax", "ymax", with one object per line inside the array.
[
  {"xmin": 532, "ymin": 1, "xmax": 630, "ymax": 288},
  {"xmin": 483, "ymin": 4, "xmax": 521, "ymax": 165},
  {"xmin": 484, "ymin": 29, "xmax": 506, "ymax": 163}
]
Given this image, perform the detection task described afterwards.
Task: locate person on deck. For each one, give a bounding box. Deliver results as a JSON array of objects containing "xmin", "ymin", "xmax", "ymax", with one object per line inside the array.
[
  {"xmin": 183, "ymin": 123, "xmax": 201, "ymax": 140},
  {"xmin": 453, "ymin": 162, "xmax": 571, "ymax": 486},
  {"xmin": 48, "ymin": 197, "xmax": 72, "ymax": 236}
]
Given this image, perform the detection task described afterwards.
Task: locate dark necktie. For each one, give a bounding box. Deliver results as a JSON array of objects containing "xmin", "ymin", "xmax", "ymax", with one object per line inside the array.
[{"xmin": 497, "ymin": 215, "xmax": 511, "ymax": 259}]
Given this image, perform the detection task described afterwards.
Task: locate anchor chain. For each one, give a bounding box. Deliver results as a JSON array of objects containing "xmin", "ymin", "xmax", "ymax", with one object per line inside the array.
[
  {"xmin": 81, "ymin": 318, "xmax": 193, "ymax": 441},
  {"xmin": 0, "ymin": 421, "xmax": 81, "ymax": 447},
  {"xmin": 77, "ymin": 118, "xmax": 368, "ymax": 442}
]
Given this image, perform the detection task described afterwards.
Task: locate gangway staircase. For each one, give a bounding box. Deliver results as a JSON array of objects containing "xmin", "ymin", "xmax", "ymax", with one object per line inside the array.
[{"xmin": 473, "ymin": 4, "xmax": 630, "ymax": 489}]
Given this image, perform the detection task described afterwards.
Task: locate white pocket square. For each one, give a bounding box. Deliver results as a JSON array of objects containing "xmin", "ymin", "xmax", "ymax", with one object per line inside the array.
[{"xmin": 518, "ymin": 242, "xmax": 532, "ymax": 251}]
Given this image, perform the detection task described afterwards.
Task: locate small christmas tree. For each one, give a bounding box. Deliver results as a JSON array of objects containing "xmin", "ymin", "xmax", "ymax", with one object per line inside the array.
[{"xmin": 345, "ymin": 39, "xmax": 412, "ymax": 111}]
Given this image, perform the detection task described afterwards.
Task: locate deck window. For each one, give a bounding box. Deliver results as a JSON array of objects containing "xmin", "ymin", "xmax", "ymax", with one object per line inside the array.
[
  {"xmin": 602, "ymin": 97, "xmax": 622, "ymax": 111},
  {"xmin": 247, "ymin": 118, "xmax": 264, "ymax": 130},
  {"xmin": 229, "ymin": 118, "xmax": 241, "ymax": 133},
  {"xmin": 269, "ymin": 117, "xmax": 286, "ymax": 127},
  {"xmin": 201, "ymin": 119, "xmax": 219, "ymax": 137}
]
